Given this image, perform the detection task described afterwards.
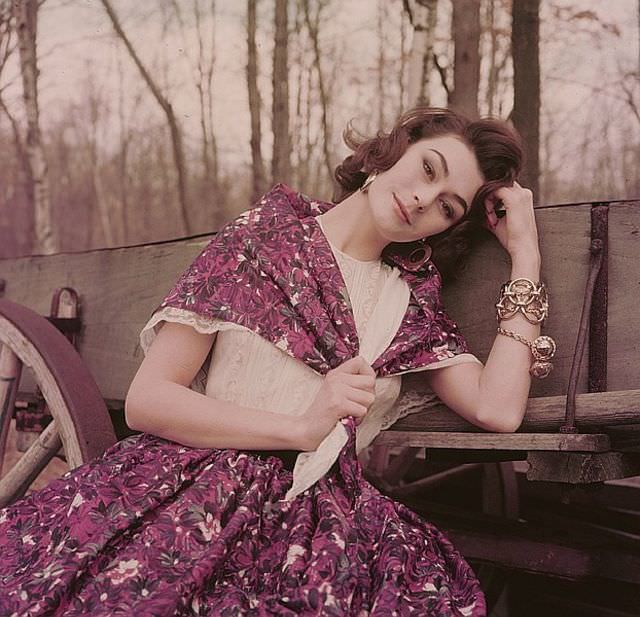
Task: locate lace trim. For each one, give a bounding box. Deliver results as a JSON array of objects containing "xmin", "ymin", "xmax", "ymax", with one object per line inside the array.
[{"xmin": 139, "ymin": 306, "xmax": 250, "ymax": 355}]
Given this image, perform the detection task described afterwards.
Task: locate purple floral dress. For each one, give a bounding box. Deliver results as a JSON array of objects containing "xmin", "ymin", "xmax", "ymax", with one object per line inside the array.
[{"xmin": 0, "ymin": 185, "xmax": 486, "ymax": 616}]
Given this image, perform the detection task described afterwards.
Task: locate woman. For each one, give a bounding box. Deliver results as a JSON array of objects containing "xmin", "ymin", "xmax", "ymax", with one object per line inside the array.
[{"xmin": 0, "ymin": 107, "xmax": 552, "ymax": 615}]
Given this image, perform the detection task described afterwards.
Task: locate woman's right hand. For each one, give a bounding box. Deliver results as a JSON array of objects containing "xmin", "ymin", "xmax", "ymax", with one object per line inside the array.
[{"xmin": 297, "ymin": 355, "xmax": 376, "ymax": 451}]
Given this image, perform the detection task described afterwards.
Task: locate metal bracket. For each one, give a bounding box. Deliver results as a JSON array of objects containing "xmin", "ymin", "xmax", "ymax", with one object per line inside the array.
[{"xmin": 561, "ymin": 203, "xmax": 609, "ymax": 433}]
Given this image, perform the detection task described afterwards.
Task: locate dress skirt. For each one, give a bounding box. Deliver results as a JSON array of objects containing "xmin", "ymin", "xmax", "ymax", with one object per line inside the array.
[{"xmin": 0, "ymin": 418, "xmax": 486, "ymax": 616}]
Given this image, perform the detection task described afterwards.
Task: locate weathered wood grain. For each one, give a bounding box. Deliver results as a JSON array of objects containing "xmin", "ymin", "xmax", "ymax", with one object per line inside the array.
[
  {"xmin": 0, "ymin": 236, "xmax": 212, "ymax": 400},
  {"xmin": 527, "ymin": 451, "xmax": 640, "ymax": 483},
  {"xmin": 373, "ymin": 431, "xmax": 611, "ymax": 451}
]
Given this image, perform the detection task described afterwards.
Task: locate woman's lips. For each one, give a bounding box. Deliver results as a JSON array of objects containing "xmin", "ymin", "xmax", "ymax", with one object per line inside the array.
[{"xmin": 393, "ymin": 193, "xmax": 411, "ymax": 225}]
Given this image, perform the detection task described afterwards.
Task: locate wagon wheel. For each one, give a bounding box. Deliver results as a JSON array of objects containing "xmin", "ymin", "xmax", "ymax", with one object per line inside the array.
[
  {"xmin": 364, "ymin": 444, "xmax": 518, "ymax": 611},
  {"xmin": 0, "ymin": 298, "xmax": 117, "ymax": 508}
]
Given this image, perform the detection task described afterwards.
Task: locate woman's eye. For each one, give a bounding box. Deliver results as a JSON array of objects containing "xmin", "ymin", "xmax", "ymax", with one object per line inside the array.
[
  {"xmin": 441, "ymin": 200, "xmax": 454, "ymax": 219},
  {"xmin": 423, "ymin": 161, "xmax": 435, "ymax": 180}
]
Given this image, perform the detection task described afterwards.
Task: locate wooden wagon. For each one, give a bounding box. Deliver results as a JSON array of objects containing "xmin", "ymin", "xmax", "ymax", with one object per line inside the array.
[{"xmin": 1, "ymin": 198, "xmax": 639, "ymax": 614}]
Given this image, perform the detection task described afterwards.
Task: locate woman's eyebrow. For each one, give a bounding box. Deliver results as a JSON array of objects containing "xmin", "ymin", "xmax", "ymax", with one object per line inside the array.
[
  {"xmin": 428, "ymin": 148, "xmax": 469, "ymax": 215},
  {"xmin": 429, "ymin": 148, "xmax": 450, "ymax": 176}
]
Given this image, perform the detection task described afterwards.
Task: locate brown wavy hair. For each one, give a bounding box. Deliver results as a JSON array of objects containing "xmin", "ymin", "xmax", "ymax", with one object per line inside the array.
[{"xmin": 333, "ymin": 106, "xmax": 523, "ymax": 282}]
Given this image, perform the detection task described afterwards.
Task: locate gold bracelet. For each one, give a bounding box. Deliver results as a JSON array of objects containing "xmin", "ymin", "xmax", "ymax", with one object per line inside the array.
[
  {"xmin": 496, "ymin": 278, "xmax": 549, "ymax": 324},
  {"xmin": 497, "ymin": 327, "xmax": 557, "ymax": 379}
]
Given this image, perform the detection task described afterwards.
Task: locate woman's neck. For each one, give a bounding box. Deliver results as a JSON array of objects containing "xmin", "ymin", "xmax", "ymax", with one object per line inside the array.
[{"xmin": 318, "ymin": 192, "xmax": 387, "ymax": 262}]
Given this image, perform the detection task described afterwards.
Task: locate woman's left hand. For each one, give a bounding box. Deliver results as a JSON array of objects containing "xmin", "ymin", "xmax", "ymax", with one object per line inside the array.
[{"xmin": 484, "ymin": 181, "xmax": 541, "ymax": 261}]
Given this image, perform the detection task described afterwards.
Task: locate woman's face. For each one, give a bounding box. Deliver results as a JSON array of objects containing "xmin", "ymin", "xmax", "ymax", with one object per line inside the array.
[{"xmin": 366, "ymin": 134, "xmax": 485, "ymax": 244}]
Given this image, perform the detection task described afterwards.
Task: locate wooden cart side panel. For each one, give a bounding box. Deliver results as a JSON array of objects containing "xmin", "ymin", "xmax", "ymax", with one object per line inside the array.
[
  {"xmin": 0, "ymin": 237, "xmax": 212, "ymax": 401},
  {"xmin": 0, "ymin": 201, "xmax": 638, "ymax": 403},
  {"xmin": 443, "ymin": 204, "xmax": 593, "ymax": 397}
]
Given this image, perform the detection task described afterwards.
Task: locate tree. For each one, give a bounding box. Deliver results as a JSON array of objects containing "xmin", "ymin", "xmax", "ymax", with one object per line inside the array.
[
  {"xmin": 100, "ymin": 0, "xmax": 192, "ymax": 234},
  {"xmin": 170, "ymin": 0, "xmax": 221, "ymax": 220},
  {"xmin": 13, "ymin": 0, "xmax": 55, "ymax": 254},
  {"xmin": 247, "ymin": 0, "xmax": 267, "ymax": 202},
  {"xmin": 512, "ymin": 0, "xmax": 540, "ymax": 198},
  {"xmin": 302, "ymin": 0, "xmax": 333, "ymax": 187},
  {"xmin": 272, "ymin": 0, "xmax": 291, "ymax": 183},
  {"xmin": 449, "ymin": 0, "xmax": 480, "ymax": 119},
  {"xmin": 404, "ymin": 0, "xmax": 439, "ymax": 106}
]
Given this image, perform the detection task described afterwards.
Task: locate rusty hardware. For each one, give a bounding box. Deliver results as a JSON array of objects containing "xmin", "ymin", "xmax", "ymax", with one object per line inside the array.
[
  {"xmin": 561, "ymin": 204, "xmax": 609, "ymax": 434},
  {"xmin": 47, "ymin": 287, "xmax": 81, "ymax": 346}
]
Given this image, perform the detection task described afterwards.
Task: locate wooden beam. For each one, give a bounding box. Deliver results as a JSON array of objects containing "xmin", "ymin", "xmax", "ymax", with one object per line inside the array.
[
  {"xmin": 448, "ymin": 526, "xmax": 640, "ymax": 585},
  {"xmin": 373, "ymin": 431, "xmax": 611, "ymax": 451},
  {"xmin": 527, "ymin": 451, "xmax": 640, "ymax": 483},
  {"xmin": 392, "ymin": 387, "xmax": 640, "ymax": 432}
]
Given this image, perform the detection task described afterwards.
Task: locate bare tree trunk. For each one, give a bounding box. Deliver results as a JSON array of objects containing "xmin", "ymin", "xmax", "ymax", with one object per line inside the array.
[
  {"xmin": 247, "ymin": 0, "xmax": 267, "ymax": 201},
  {"xmin": 512, "ymin": 0, "xmax": 540, "ymax": 198},
  {"xmin": 398, "ymin": 7, "xmax": 408, "ymax": 115},
  {"xmin": 377, "ymin": 0, "xmax": 386, "ymax": 128},
  {"xmin": 291, "ymin": 0, "xmax": 305, "ymax": 190},
  {"xmin": 449, "ymin": 0, "xmax": 480, "ymax": 119},
  {"xmin": 116, "ymin": 49, "xmax": 130, "ymax": 245},
  {"xmin": 486, "ymin": 0, "xmax": 498, "ymax": 115},
  {"xmin": 303, "ymin": 0, "xmax": 333, "ymax": 187},
  {"xmin": 194, "ymin": 0, "xmax": 220, "ymax": 201},
  {"xmin": 13, "ymin": 0, "xmax": 55, "ymax": 254},
  {"xmin": 85, "ymin": 73, "xmax": 115, "ymax": 247},
  {"xmin": 405, "ymin": 0, "xmax": 438, "ymax": 106},
  {"xmin": 272, "ymin": 0, "xmax": 291, "ymax": 183},
  {"xmin": 100, "ymin": 0, "xmax": 191, "ymax": 234}
]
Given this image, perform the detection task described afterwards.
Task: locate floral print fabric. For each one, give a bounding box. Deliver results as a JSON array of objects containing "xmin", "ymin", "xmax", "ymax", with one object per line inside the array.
[{"xmin": 0, "ymin": 419, "xmax": 485, "ymax": 615}]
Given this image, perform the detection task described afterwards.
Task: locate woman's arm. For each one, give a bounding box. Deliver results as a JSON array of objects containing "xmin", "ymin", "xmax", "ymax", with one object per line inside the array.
[
  {"xmin": 423, "ymin": 251, "xmax": 541, "ymax": 433},
  {"xmin": 125, "ymin": 322, "xmax": 304, "ymax": 450},
  {"xmin": 424, "ymin": 181, "xmax": 543, "ymax": 433}
]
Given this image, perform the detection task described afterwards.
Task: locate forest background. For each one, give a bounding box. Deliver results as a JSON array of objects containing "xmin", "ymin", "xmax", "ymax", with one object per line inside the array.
[{"xmin": 0, "ymin": 0, "xmax": 638, "ymax": 258}]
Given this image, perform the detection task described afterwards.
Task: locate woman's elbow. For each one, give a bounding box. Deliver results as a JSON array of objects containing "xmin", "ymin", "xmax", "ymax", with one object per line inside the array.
[
  {"xmin": 124, "ymin": 384, "xmax": 150, "ymax": 431},
  {"xmin": 474, "ymin": 407, "xmax": 524, "ymax": 433}
]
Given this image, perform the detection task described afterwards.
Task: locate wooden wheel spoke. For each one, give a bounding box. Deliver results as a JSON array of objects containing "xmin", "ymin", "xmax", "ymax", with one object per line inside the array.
[
  {"xmin": 0, "ymin": 421, "xmax": 62, "ymax": 508},
  {"xmin": 0, "ymin": 344, "xmax": 23, "ymax": 470}
]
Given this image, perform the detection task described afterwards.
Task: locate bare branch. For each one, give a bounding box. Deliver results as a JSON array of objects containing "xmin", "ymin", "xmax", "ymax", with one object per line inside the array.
[{"xmin": 99, "ymin": 0, "xmax": 192, "ymax": 234}]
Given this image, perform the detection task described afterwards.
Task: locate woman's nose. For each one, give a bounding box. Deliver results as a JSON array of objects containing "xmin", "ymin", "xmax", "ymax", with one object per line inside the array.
[{"xmin": 412, "ymin": 185, "xmax": 439, "ymax": 212}]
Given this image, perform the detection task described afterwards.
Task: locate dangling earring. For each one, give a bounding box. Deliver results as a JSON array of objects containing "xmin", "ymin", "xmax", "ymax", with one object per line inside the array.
[
  {"xmin": 405, "ymin": 241, "xmax": 433, "ymax": 271},
  {"xmin": 360, "ymin": 170, "xmax": 378, "ymax": 194}
]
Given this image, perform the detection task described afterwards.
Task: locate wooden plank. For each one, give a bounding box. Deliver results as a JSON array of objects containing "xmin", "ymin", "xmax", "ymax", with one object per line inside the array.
[
  {"xmin": 0, "ymin": 236, "xmax": 213, "ymax": 401},
  {"xmin": 608, "ymin": 202, "xmax": 640, "ymax": 391},
  {"xmin": 373, "ymin": 431, "xmax": 611, "ymax": 451},
  {"xmin": 392, "ymin": 387, "xmax": 640, "ymax": 432},
  {"xmin": 405, "ymin": 500, "xmax": 640, "ymax": 584},
  {"xmin": 527, "ymin": 451, "xmax": 640, "ymax": 483},
  {"xmin": 447, "ymin": 526, "xmax": 640, "ymax": 585},
  {"xmin": 443, "ymin": 204, "xmax": 594, "ymax": 397}
]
